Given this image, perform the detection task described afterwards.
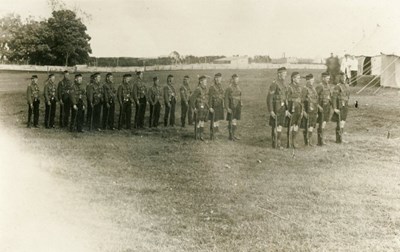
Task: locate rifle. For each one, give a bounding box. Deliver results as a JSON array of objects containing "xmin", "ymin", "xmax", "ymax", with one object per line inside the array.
[
  {"xmin": 210, "ymin": 110, "xmax": 215, "ymax": 140},
  {"xmin": 273, "ymin": 112, "xmax": 278, "ymax": 148},
  {"xmin": 194, "ymin": 110, "xmax": 198, "ymax": 140}
]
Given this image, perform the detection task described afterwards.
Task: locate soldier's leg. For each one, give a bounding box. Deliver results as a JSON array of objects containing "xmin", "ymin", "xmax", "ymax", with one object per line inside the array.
[
  {"xmin": 170, "ymin": 99, "xmax": 176, "ymax": 127},
  {"xmin": 27, "ymin": 104, "xmax": 32, "ymax": 127},
  {"xmin": 102, "ymin": 103, "xmax": 108, "ymax": 130},
  {"xmin": 181, "ymin": 101, "xmax": 187, "ymax": 127},
  {"xmin": 77, "ymin": 106, "xmax": 84, "ymax": 132},
  {"xmin": 308, "ymin": 126, "xmax": 314, "ymax": 146},
  {"xmin": 164, "ymin": 104, "xmax": 170, "ymax": 127},
  {"xmin": 154, "ymin": 103, "xmax": 161, "ymax": 127},
  {"xmin": 292, "ymin": 125, "xmax": 299, "ymax": 148},
  {"xmin": 118, "ymin": 105, "xmax": 123, "ymax": 130},
  {"xmin": 45, "ymin": 103, "xmax": 50, "ymax": 128},
  {"xmin": 70, "ymin": 107, "xmax": 77, "ymax": 131},
  {"xmin": 199, "ymin": 120, "xmax": 204, "ymax": 141},
  {"xmin": 33, "ymin": 100, "xmax": 40, "ymax": 127},
  {"xmin": 59, "ymin": 102, "xmax": 64, "ymax": 127},
  {"xmin": 188, "ymin": 105, "xmax": 193, "ymax": 125},
  {"xmin": 232, "ymin": 119, "xmax": 240, "ymax": 141},
  {"xmin": 149, "ymin": 104, "xmax": 153, "ymax": 128},
  {"xmin": 50, "ymin": 100, "xmax": 56, "ymax": 128},
  {"xmin": 109, "ymin": 103, "xmax": 115, "ymax": 129},
  {"xmin": 126, "ymin": 103, "xmax": 132, "ymax": 129},
  {"xmin": 64, "ymin": 98, "xmax": 71, "ymax": 127},
  {"xmin": 140, "ymin": 98, "xmax": 146, "ymax": 128}
]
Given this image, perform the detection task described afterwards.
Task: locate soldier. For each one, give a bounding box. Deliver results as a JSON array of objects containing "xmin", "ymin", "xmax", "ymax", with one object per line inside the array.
[
  {"xmin": 225, "ymin": 74, "xmax": 242, "ymax": 141},
  {"xmin": 86, "ymin": 74, "xmax": 94, "ymax": 127},
  {"xmin": 163, "ymin": 74, "xmax": 177, "ymax": 127},
  {"xmin": 70, "ymin": 74, "xmax": 86, "ymax": 132},
  {"xmin": 316, "ymin": 72, "xmax": 333, "ymax": 146},
  {"xmin": 300, "ymin": 74, "xmax": 321, "ymax": 146},
  {"xmin": 43, "ymin": 73, "xmax": 57, "ymax": 128},
  {"xmin": 102, "ymin": 73, "xmax": 117, "ymax": 130},
  {"xmin": 57, "ymin": 70, "xmax": 72, "ymax": 128},
  {"xmin": 331, "ymin": 71, "xmax": 350, "ymax": 143},
  {"xmin": 208, "ymin": 73, "xmax": 225, "ymax": 136},
  {"xmin": 180, "ymin": 75, "xmax": 192, "ymax": 127},
  {"xmin": 267, "ymin": 67, "xmax": 289, "ymax": 148},
  {"xmin": 132, "ymin": 71, "xmax": 147, "ymax": 129},
  {"xmin": 87, "ymin": 72, "xmax": 104, "ymax": 131},
  {"xmin": 26, "ymin": 75, "xmax": 40, "ymax": 128},
  {"xmin": 148, "ymin": 76, "xmax": 163, "ymax": 128},
  {"xmin": 286, "ymin": 72, "xmax": 304, "ymax": 148},
  {"xmin": 190, "ymin": 75, "xmax": 209, "ymax": 141},
  {"xmin": 117, "ymin": 74, "xmax": 133, "ymax": 130}
]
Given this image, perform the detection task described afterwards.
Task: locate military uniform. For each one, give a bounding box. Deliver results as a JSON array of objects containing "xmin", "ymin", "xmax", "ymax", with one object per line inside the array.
[
  {"xmin": 316, "ymin": 78, "xmax": 332, "ymax": 145},
  {"xmin": 180, "ymin": 81, "xmax": 192, "ymax": 127},
  {"xmin": 148, "ymin": 79, "xmax": 163, "ymax": 128},
  {"xmin": 26, "ymin": 76, "xmax": 40, "ymax": 127},
  {"xmin": 190, "ymin": 76, "xmax": 209, "ymax": 140},
  {"xmin": 300, "ymin": 79, "xmax": 319, "ymax": 145},
  {"xmin": 133, "ymin": 77, "xmax": 147, "ymax": 129},
  {"xmin": 87, "ymin": 79, "xmax": 104, "ymax": 130},
  {"xmin": 224, "ymin": 77, "xmax": 242, "ymax": 140},
  {"xmin": 331, "ymin": 79, "xmax": 350, "ymax": 143},
  {"xmin": 43, "ymin": 78, "xmax": 57, "ymax": 128},
  {"xmin": 57, "ymin": 76, "xmax": 72, "ymax": 127},
  {"xmin": 103, "ymin": 77, "xmax": 117, "ymax": 130},
  {"xmin": 117, "ymin": 78, "xmax": 133, "ymax": 130},
  {"xmin": 208, "ymin": 82, "xmax": 225, "ymax": 122},
  {"xmin": 86, "ymin": 76, "xmax": 94, "ymax": 127},
  {"xmin": 70, "ymin": 79, "xmax": 86, "ymax": 132},
  {"xmin": 287, "ymin": 82, "xmax": 303, "ymax": 127},
  {"xmin": 163, "ymin": 81, "xmax": 176, "ymax": 127}
]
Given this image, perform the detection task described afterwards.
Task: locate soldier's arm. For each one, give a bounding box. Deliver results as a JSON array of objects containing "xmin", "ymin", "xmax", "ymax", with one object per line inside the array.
[
  {"xmin": 43, "ymin": 84, "xmax": 49, "ymax": 103},
  {"xmin": 224, "ymin": 87, "xmax": 231, "ymax": 111},
  {"xmin": 103, "ymin": 85, "xmax": 109, "ymax": 104},
  {"xmin": 27, "ymin": 86, "xmax": 32, "ymax": 105},
  {"xmin": 117, "ymin": 85, "xmax": 123, "ymax": 106},
  {"xmin": 57, "ymin": 81, "xmax": 62, "ymax": 101},
  {"xmin": 87, "ymin": 85, "xmax": 94, "ymax": 105},
  {"xmin": 70, "ymin": 89, "xmax": 77, "ymax": 106},
  {"xmin": 179, "ymin": 87, "xmax": 186, "ymax": 104},
  {"xmin": 163, "ymin": 86, "xmax": 169, "ymax": 105},
  {"xmin": 266, "ymin": 83, "xmax": 276, "ymax": 113},
  {"xmin": 132, "ymin": 84, "xmax": 138, "ymax": 104},
  {"xmin": 189, "ymin": 88, "xmax": 198, "ymax": 109}
]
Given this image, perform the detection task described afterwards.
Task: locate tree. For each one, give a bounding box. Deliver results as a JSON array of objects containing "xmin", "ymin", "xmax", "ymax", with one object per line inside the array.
[
  {"xmin": 47, "ymin": 10, "xmax": 92, "ymax": 66},
  {"xmin": 0, "ymin": 14, "xmax": 22, "ymax": 62}
]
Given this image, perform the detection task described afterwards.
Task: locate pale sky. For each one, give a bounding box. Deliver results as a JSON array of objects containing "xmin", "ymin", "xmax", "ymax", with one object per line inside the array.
[{"xmin": 1, "ymin": 0, "xmax": 400, "ymax": 58}]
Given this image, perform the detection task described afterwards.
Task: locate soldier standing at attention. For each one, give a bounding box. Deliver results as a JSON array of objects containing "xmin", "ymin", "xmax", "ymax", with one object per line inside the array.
[
  {"xmin": 87, "ymin": 72, "xmax": 104, "ymax": 131},
  {"xmin": 133, "ymin": 71, "xmax": 147, "ymax": 129},
  {"xmin": 148, "ymin": 76, "xmax": 163, "ymax": 128},
  {"xmin": 331, "ymin": 71, "xmax": 350, "ymax": 143},
  {"xmin": 316, "ymin": 72, "xmax": 332, "ymax": 146},
  {"xmin": 102, "ymin": 73, "xmax": 117, "ymax": 130},
  {"xmin": 86, "ymin": 74, "xmax": 94, "ymax": 127},
  {"xmin": 57, "ymin": 70, "xmax": 72, "ymax": 128},
  {"xmin": 70, "ymin": 74, "xmax": 86, "ymax": 132},
  {"xmin": 300, "ymin": 74, "xmax": 321, "ymax": 146},
  {"xmin": 267, "ymin": 67, "xmax": 289, "ymax": 148},
  {"xmin": 190, "ymin": 75, "xmax": 209, "ymax": 141},
  {"xmin": 180, "ymin": 75, "xmax": 192, "ymax": 127},
  {"xmin": 117, "ymin": 74, "xmax": 133, "ymax": 130},
  {"xmin": 43, "ymin": 73, "xmax": 57, "ymax": 128},
  {"xmin": 208, "ymin": 73, "xmax": 225, "ymax": 135},
  {"xmin": 224, "ymin": 74, "xmax": 242, "ymax": 141},
  {"xmin": 26, "ymin": 75, "xmax": 40, "ymax": 128},
  {"xmin": 163, "ymin": 74, "xmax": 177, "ymax": 127},
  {"xmin": 286, "ymin": 72, "xmax": 304, "ymax": 148}
]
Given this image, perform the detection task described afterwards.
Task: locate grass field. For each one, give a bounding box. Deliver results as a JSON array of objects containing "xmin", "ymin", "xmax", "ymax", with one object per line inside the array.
[{"xmin": 1, "ymin": 69, "xmax": 400, "ymax": 251}]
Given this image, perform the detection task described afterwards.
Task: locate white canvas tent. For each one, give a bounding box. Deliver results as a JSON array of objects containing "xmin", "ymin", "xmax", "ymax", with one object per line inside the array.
[{"xmin": 349, "ymin": 26, "xmax": 400, "ymax": 88}]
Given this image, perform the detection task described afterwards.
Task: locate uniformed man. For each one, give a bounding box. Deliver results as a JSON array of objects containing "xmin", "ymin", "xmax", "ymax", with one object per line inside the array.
[
  {"xmin": 326, "ymin": 53, "xmax": 340, "ymax": 84},
  {"xmin": 190, "ymin": 75, "xmax": 209, "ymax": 141},
  {"xmin": 117, "ymin": 74, "xmax": 133, "ymax": 130},
  {"xmin": 26, "ymin": 75, "xmax": 40, "ymax": 128},
  {"xmin": 208, "ymin": 73, "xmax": 225, "ymax": 135},
  {"xmin": 102, "ymin": 73, "xmax": 117, "ymax": 130},
  {"xmin": 267, "ymin": 67, "xmax": 289, "ymax": 148},
  {"xmin": 300, "ymin": 74, "xmax": 321, "ymax": 146},
  {"xmin": 331, "ymin": 71, "xmax": 350, "ymax": 143},
  {"xmin": 225, "ymin": 74, "xmax": 242, "ymax": 141},
  {"xmin": 57, "ymin": 70, "xmax": 72, "ymax": 127},
  {"xmin": 86, "ymin": 74, "xmax": 94, "ymax": 127},
  {"xmin": 180, "ymin": 75, "xmax": 193, "ymax": 127},
  {"xmin": 87, "ymin": 72, "xmax": 104, "ymax": 131},
  {"xmin": 43, "ymin": 73, "xmax": 57, "ymax": 128},
  {"xmin": 316, "ymin": 72, "xmax": 332, "ymax": 146},
  {"xmin": 148, "ymin": 76, "xmax": 163, "ymax": 128},
  {"xmin": 70, "ymin": 73, "xmax": 86, "ymax": 132},
  {"xmin": 132, "ymin": 71, "xmax": 147, "ymax": 129},
  {"xmin": 163, "ymin": 74, "xmax": 177, "ymax": 127},
  {"xmin": 286, "ymin": 72, "xmax": 304, "ymax": 148}
]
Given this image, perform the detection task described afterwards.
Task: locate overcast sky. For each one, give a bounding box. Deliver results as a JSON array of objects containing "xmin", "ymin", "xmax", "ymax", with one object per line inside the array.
[{"xmin": 1, "ymin": 0, "xmax": 400, "ymax": 58}]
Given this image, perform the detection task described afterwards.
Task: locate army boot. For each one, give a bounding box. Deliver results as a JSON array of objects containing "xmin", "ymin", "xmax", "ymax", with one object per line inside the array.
[{"xmin": 232, "ymin": 125, "xmax": 240, "ymax": 141}]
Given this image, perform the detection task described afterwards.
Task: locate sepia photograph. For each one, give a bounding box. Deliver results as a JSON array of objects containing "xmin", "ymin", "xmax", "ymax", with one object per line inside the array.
[{"xmin": 0, "ymin": 0, "xmax": 399, "ymax": 251}]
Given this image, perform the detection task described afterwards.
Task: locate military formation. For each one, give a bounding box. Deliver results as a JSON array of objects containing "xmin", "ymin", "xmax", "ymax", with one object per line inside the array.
[
  {"xmin": 26, "ymin": 71, "xmax": 243, "ymax": 141},
  {"xmin": 26, "ymin": 68, "xmax": 349, "ymax": 146}
]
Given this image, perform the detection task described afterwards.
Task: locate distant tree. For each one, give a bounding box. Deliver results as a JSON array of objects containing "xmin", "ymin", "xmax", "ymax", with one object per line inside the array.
[{"xmin": 0, "ymin": 14, "xmax": 22, "ymax": 62}]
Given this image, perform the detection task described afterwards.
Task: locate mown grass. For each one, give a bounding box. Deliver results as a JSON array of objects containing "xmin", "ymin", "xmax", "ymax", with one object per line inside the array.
[{"xmin": 1, "ymin": 69, "xmax": 400, "ymax": 251}]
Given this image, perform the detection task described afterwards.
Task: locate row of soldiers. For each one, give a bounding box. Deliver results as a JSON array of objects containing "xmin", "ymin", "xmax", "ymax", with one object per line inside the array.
[
  {"xmin": 26, "ymin": 71, "xmax": 242, "ymax": 141},
  {"xmin": 266, "ymin": 67, "xmax": 350, "ymax": 148}
]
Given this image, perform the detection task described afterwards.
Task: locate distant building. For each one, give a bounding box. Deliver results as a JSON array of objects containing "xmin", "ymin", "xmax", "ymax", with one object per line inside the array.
[
  {"xmin": 271, "ymin": 57, "xmax": 298, "ymax": 64},
  {"xmin": 213, "ymin": 56, "xmax": 249, "ymax": 66}
]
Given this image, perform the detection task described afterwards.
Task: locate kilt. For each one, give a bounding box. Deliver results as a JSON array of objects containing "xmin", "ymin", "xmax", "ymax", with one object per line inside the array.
[
  {"xmin": 226, "ymin": 104, "xmax": 241, "ymax": 121},
  {"xmin": 300, "ymin": 110, "xmax": 318, "ymax": 129},
  {"xmin": 289, "ymin": 103, "xmax": 302, "ymax": 126},
  {"xmin": 209, "ymin": 103, "xmax": 224, "ymax": 121},
  {"xmin": 268, "ymin": 105, "xmax": 286, "ymax": 127},
  {"xmin": 196, "ymin": 107, "xmax": 208, "ymax": 122},
  {"xmin": 317, "ymin": 104, "xmax": 331, "ymax": 124},
  {"xmin": 331, "ymin": 105, "xmax": 348, "ymax": 122}
]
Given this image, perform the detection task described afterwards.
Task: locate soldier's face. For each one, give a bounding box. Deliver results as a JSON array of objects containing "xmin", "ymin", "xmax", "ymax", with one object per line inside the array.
[
  {"xmin": 232, "ymin": 77, "xmax": 239, "ymax": 84},
  {"xmin": 64, "ymin": 73, "xmax": 69, "ymax": 78},
  {"xmin": 200, "ymin": 79, "xmax": 207, "ymax": 88},
  {"xmin": 50, "ymin": 76, "xmax": 55, "ymax": 82},
  {"xmin": 76, "ymin": 77, "xmax": 83, "ymax": 84},
  {"xmin": 278, "ymin": 71, "xmax": 287, "ymax": 80},
  {"xmin": 154, "ymin": 79, "xmax": 159, "ymax": 85},
  {"xmin": 307, "ymin": 78, "xmax": 314, "ymax": 85},
  {"xmin": 95, "ymin": 75, "xmax": 101, "ymax": 83},
  {"xmin": 292, "ymin": 75, "xmax": 300, "ymax": 84},
  {"xmin": 32, "ymin": 78, "xmax": 38, "ymax": 84},
  {"xmin": 215, "ymin": 77, "xmax": 222, "ymax": 84},
  {"xmin": 324, "ymin": 76, "xmax": 330, "ymax": 83},
  {"xmin": 108, "ymin": 76, "xmax": 114, "ymax": 83},
  {"xmin": 168, "ymin": 77, "xmax": 174, "ymax": 84},
  {"xmin": 183, "ymin": 78, "xmax": 189, "ymax": 85}
]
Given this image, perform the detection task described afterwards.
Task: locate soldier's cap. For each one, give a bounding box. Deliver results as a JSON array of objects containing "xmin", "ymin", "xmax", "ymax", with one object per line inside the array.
[
  {"xmin": 167, "ymin": 74, "xmax": 174, "ymax": 78},
  {"xmin": 291, "ymin": 72, "xmax": 300, "ymax": 78},
  {"xmin": 136, "ymin": 71, "xmax": 142, "ymax": 75},
  {"xmin": 153, "ymin": 76, "xmax": 158, "ymax": 81},
  {"xmin": 106, "ymin": 72, "xmax": 113, "ymax": 78},
  {"xmin": 48, "ymin": 73, "xmax": 54, "ymax": 78},
  {"xmin": 123, "ymin": 73, "xmax": 132, "ymax": 78},
  {"xmin": 305, "ymin": 74, "xmax": 314, "ymax": 80},
  {"xmin": 199, "ymin": 75, "xmax": 207, "ymax": 81},
  {"xmin": 63, "ymin": 70, "xmax": 69, "ymax": 74},
  {"xmin": 183, "ymin": 75, "xmax": 190, "ymax": 79},
  {"xmin": 31, "ymin": 75, "xmax": 38, "ymax": 79},
  {"xmin": 277, "ymin": 67, "xmax": 287, "ymax": 72},
  {"xmin": 214, "ymin": 73, "xmax": 222, "ymax": 77},
  {"xmin": 93, "ymin": 72, "xmax": 100, "ymax": 77},
  {"xmin": 339, "ymin": 71, "xmax": 345, "ymax": 75},
  {"xmin": 232, "ymin": 74, "xmax": 239, "ymax": 78},
  {"xmin": 321, "ymin": 72, "xmax": 330, "ymax": 77},
  {"xmin": 75, "ymin": 73, "xmax": 82, "ymax": 78}
]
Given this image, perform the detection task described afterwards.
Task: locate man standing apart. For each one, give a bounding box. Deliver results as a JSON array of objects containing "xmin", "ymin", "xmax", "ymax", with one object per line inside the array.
[
  {"xmin": 180, "ymin": 75, "xmax": 192, "ymax": 127},
  {"xmin": 267, "ymin": 67, "xmax": 289, "ymax": 148},
  {"xmin": 163, "ymin": 74, "xmax": 176, "ymax": 127},
  {"xmin": 43, "ymin": 73, "xmax": 57, "ymax": 128},
  {"xmin": 26, "ymin": 75, "xmax": 40, "ymax": 128},
  {"xmin": 225, "ymin": 74, "xmax": 242, "ymax": 141}
]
